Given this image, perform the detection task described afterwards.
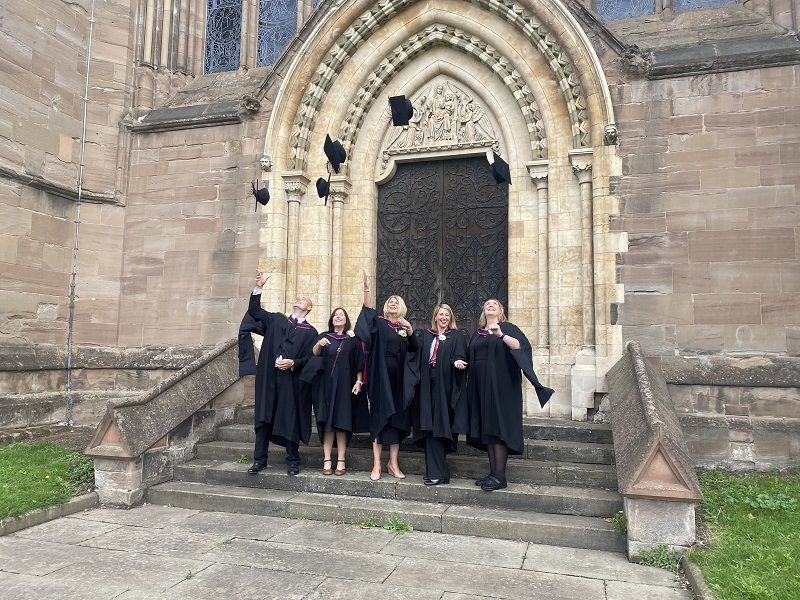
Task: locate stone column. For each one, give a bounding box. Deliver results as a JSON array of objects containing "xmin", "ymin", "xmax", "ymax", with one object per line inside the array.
[
  {"xmin": 329, "ymin": 177, "xmax": 352, "ymax": 307},
  {"xmin": 570, "ymin": 150, "xmax": 596, "ymax": 420},
  {"xmin": 282, "ymin": 173, "xmax": 309, "ymax": 303},
  {"xmin": 527, "ymin": 161, "xmax": 549, "ymax": 351},
  {"xmin": 240, "ymin": 0, "xmax": 259, "ymax": 69}
]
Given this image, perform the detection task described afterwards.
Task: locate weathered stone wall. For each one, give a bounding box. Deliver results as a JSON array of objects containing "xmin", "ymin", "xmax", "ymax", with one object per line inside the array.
[{"xmin": 0, "ymin": 0, "xmax": 134, "ymax": 346}]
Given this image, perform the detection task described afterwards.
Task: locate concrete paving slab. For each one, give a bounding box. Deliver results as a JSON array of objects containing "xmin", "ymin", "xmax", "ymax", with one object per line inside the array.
[
  {"xmin": 202, "ymin": 537, "xmax": 402, "ymax": 582},
  {"xmin": 78, "ymin": 524, "xmax": 230, "ymax": 558},
  {"xmin": 0, "ymin": 536, "xmax": 98, "ymax": 576},
  {"xmin": 385, "ymin": 556, "xmax": 608, "ymax": 599},
  {"xmin": 381, "ymin": 530, "xmax": 528, "ymax": 568},
  {"xmin": 605, "ymin": 580, "xmax": 692, "ymax": 600},
  {"xmin": 71, "ymin": 505, "xmax": 200, "ymax": 528},
  {"xmin": 523, "ymin": 543, "xmax": 680, "ymax": 587},
  {"xmin": 269, "ymin": 519, "xmax": 396, "ymax": 553},
  {"xmin": 304, "ymin": 578, "xmax": 445, "ymax": 600},
  {"xmin": 175, "ymin": 510, "xmax": 296, "ymax": 540},
  {"xmin": 12, "ymin": 516, "xmax": 122, "ymax": 544},
  {"xmin": 0, "ymin": 571, "xmax": 128, "ymax": 600}
]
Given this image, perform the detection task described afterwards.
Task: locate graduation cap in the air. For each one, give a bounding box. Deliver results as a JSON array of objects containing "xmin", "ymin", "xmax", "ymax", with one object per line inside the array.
[
  {"xmin": 323, "ymin": 134, "xmax": 346, "ymax": 174},
  {"xmin": 389, "ymin": 95, "xmax": 414, "ymax": 126},
  {"xmin": 316, "ymin": 176, "xmax": 331, "ymax": 205},
  {"xmin": 490, "ymin": 152, "xmax": 512, "ymax": 185},
  {"xmin": 252, "ymin": 180, "xmax": 270, "ymax": 211}
]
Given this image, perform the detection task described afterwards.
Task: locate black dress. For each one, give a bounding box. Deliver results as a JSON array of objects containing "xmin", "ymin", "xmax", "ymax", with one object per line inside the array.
[
  {"xmin": 466, "ymin": 322, "xmax": 554, "ymax": 455},
  {"xmin": 300, "ymin": 332, "xmax": 369, "ymax": 440},
  {"xmin": 410, "ymin": 328, "xmax": 468, "ymax": 450},
  {"xmin": 355, "ymin": 306, "xmax": 419, "ymax": 444}
]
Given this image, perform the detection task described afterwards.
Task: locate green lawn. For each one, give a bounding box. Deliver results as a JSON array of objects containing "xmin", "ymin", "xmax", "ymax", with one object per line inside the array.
[
  {"xmin": 692, "ymin": 470, "xmax": 800, "ymax": 600},
  {"xmin": 0, "ymin": 443, "xmax": 94, "ymax": 520}
]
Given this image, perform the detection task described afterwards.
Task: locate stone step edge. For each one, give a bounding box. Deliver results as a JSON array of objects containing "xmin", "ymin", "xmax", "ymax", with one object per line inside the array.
[
  {"xmin": 196, "ymin": 441, "xmax": 617, "ymax": 473},
  {"xmin": 147, "ymin": 480, "xmax": 625, "ymax": 553}
]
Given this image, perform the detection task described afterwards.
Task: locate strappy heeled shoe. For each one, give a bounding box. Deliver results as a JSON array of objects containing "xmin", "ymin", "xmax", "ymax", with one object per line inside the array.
[
  {"xmin": 370, "ymin": 465, "xmax": 381, "ymax": 481},
  {"xmin": 335, "ymin": 459, "xmax": 346, "ymax": 476},
  {"xmin": 387, "ymin": 464, "xmax": 406, "ymax": 479},
  {"xmin": 322, "ymin": 459, "xmax": 333, "ymax": 476}
]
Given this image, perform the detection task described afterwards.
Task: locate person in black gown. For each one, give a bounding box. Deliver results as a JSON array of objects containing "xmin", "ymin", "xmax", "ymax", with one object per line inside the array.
[
  {"xmin": 355, "ymin": 271, "xmax": 418, "ymax": 481},
  {"xmin": 301, "ymin": 307, "xmax": 368, "ymax": 476},
  {"xmin": 410, "ymin": 303, "xmax": 468, "ymax": 485},
  {"xmin": 241, "ymin": 269, "xmax": 318, "ymax": 476},
  {"xmin": 467, "ymin": 299, "xmax": 554, "ymax": 491}
]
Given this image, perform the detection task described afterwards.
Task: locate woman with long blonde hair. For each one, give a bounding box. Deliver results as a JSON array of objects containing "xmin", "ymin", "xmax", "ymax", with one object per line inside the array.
[
  {"xmin": 410, "ymin": 303, "xmax": 468, "ymax": 485},
  {"xmin": 466, "ymin": 299, "xmax": 554, "ymax": 491},
  {"xmin": 355, "ymin": 272, "xmax": 418, "ymax": 481}
]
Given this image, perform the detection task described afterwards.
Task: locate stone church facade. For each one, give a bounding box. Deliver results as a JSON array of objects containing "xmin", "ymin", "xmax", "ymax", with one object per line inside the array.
[{"xmin": 1, "ymin": 0, "xmax": 799, "ymax": 467}]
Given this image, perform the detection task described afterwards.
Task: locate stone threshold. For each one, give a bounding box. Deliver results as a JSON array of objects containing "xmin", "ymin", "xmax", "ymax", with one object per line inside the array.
[{"xmin": 0, "ymin": 492, "xmax": 98, "ymax": 537}]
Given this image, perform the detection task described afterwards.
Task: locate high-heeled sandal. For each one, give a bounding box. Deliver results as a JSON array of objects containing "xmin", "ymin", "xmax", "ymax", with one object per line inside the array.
[
  {"xmin": 387, "ymin": 464, "xmax": 406, "ymax": 479},
  {"xmin": 335, "ymin": 459, "xmax": 346, "ymax": 476},
  {"xmin": 322, "ymin": 459, "xmax": 333, "ymax": 476},
  {"xmin": 370, "ymin": 465, "xmax": 381, "ymax": 481}
]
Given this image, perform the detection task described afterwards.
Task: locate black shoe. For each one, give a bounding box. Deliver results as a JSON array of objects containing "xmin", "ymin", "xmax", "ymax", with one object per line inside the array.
[
  {"xmin": 247, "ymin": 461, "xmax": 267, "ymax": 475},
  {"xmin": 423, "ymin": 477, "xmax": 450, "ymax": 486},
  {"xmin": 480, "ymin": 476, "xmax": 507, "ymax": 491},
  {"xmin": 474, "ymin": 475, "xmax": 492, "ymax": 486},
  {"xmin": 287, "ymin": 466, "xmax": 300, "ymax": 476}
]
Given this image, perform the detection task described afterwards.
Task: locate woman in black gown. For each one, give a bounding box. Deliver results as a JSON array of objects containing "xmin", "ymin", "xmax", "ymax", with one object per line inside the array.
[
  {"xmin": 302, "ymin": 307, "xmax": 368, "ymax": 476},
  {"xmin": 355, "ymin": 272, "xmax": 418, "ymax": 481},
  {"xmin": 467, "ymin": 299, "xmax": 554, "ymax": 491},
  {"xmin": 410, "ymin": 304, "xmax": 468, "ymax": 485}
]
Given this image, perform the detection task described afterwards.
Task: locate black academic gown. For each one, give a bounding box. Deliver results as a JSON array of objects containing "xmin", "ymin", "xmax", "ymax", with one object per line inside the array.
[
  {"xmin": 242, "ymin": 293, "xmax": 318, "ymax": 446},
  {"xmin": 300, "ymin": 332, "xmax": 369, "ymax": 440},
  {"xmin": 466, "ymin": 322, "xmax": 554, "ymax": 456},
  {"xmin": 409, "ymin": 328, "xmax": 468, "ymax": 451},
  {"xmin": 355, "ymin": 306, "xmax": 419, "ymax": 443}
]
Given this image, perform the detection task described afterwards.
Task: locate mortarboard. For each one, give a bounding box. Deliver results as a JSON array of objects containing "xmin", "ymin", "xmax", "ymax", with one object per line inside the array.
[
  {"xmin": 490, "ymin": 152, "xmax": 512, "ymax": 185},
  {"xmin": 389, "ymin": 95, "xmax": 414, "ymax": 126},
  {"xmin": 316, "ymin": 176, "xmax": 331, "ymax": 205},
  {"xmin": 252, "ymin": 180, "xmax": 270, "ymax": 211},
  {"xmin": 323, "ymin": 134, "xmax": 346, "ymax": 174}
]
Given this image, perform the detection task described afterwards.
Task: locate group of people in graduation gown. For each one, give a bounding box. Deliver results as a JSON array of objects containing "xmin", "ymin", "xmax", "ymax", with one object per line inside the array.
[{"xmin": 238, "ymin": 268, "xmax": 554, "ymax": 491}]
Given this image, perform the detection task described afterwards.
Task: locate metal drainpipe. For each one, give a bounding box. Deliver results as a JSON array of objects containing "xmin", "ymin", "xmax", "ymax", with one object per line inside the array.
[{"xmin": 65, "ymin": 0, "xmax": 97, "ymax": 426}]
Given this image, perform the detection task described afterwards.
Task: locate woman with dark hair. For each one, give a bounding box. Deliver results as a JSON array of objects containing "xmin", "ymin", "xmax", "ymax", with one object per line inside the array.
[
  {"xmin": 410, "ymin": 303, "xmax": 468, "ymax": 486},
  {"xmin": 355, "ymin": 272, "xmax": 418, "ymax": 481},
  {"xmin": 301, "ymin": 307, "xmax": 368, "ymax": 476},
  {"xmin": 467, "ymin": 299, "xmax": 554, "ymax": 491}
]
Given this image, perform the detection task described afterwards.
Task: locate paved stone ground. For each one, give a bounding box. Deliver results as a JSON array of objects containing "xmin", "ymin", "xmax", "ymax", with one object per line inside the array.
[{"xmin": 0, "ymin": 505, "xmax": 692, "ymax": 599}]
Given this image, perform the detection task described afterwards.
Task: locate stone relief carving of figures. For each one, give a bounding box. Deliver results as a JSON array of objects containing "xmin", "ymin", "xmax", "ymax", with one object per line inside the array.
[{"xmin": 386, "ymin": 80, "xmax": 497, "ymax": 153}]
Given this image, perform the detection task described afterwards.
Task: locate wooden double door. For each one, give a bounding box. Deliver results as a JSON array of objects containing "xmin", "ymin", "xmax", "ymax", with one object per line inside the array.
[{"xmin": 377, "ymin": 156, "xmax": 509, "ymax": 333}]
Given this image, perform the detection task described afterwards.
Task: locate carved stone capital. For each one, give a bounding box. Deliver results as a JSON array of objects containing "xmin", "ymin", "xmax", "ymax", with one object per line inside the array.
[
  {"xmin": 527, "ymin": 160, "xmax": 549, "ymax": 190},
  {"xmin": 281, "ymin": 172, "xmax": 309, "ymax": 202},
  {"xmin": 569, "ymin": 150, "xmax": 593, "ymax": 185},
  {"xmin": 329, "ymin": 176, "xmax": 352, "ymax": 205}
]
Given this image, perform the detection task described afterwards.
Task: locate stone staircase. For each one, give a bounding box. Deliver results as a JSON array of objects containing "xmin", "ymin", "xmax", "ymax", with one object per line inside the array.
[{"xmin": 148, "ymin": 406, "xmax": 625, "ymax": 552}]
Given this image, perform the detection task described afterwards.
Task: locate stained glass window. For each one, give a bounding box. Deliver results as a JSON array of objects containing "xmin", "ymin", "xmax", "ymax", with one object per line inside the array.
[
  {"xmin": 674, "ymin": 0, "xmax": 736, "ymax": 11},
  {"xmin": 205, "ymin": 0, "xmax": 242, "ymax": 73},
  {"xmin": 258, "ymin": 0, "xmax": 298, "ymax": 66},
  {"xmin": 595, "ymin": 0, "xmax": 656, "ymax": 20}
]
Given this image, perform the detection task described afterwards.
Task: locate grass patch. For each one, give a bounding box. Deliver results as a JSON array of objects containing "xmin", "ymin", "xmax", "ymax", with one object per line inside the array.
[
  {"xmin": 638, "ymin": 544, "xmax": 681, "ymax": 571},
  {"xmin": 692, "ymin": 470, "xmax": 800, "ymax": 600},
  {"xmin": 0, "ymin": 442, "xmax": 94, "ymax": 520},
  {"xmin": 383, "ymin": 513, "xmax": 413, "ymax": 533},
  {"xmin": 610, "ymin": 511, "xmax": 627, "ymax": 535}
]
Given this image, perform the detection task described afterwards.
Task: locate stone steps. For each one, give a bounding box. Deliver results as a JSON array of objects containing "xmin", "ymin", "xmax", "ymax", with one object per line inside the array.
[
  {"xmin": 171, "ymin": 459, "xmax": 622, "ymax": 517},
  {"xmin": 195, "ymin": 441, "xmax": 618, "ymax": 489},
  {"xmin": 233, "ymin": 406, "xmax": 614, "ymax": 444},
  {"xmin": 215, "ymin": 424, "xmax": 615, "ymax": 465},
  {"xmin": 147, "ymin": 480, "xmax": 626, "ymax": 552}
]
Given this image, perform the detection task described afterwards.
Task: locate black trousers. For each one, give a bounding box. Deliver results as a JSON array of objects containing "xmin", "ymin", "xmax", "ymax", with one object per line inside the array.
[
  {"xmin": 424, "ymin": 435, "xmax": 450, "ymax": 480},
  {"xmin": 254, "ymin": 420, "xmax": 300, "ymax": 468}
]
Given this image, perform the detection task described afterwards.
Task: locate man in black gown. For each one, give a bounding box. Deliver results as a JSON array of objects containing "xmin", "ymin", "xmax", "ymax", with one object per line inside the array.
[{"xmin": 240, "ymin": 270, "xmax": 317, "ymax": 476}]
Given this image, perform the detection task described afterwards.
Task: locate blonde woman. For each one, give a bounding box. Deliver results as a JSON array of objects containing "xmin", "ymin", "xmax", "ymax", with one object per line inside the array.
[
  {"xmin": 355, "ymin": 272, "xmax": 418, "ymax": 481},
  {"xmin": 410, "ymin": 304, "xmax": 468, "ymax": 485},
  {"xmin": 466, "ymin": 299, "xmax": 554, "ymax": 491}
]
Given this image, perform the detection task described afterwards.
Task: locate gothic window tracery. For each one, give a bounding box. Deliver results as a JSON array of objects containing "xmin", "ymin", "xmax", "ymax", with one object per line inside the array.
[
  {"xmin": 258, "ymin": 0, "xmax": 299, "ymax": 66},
  {"xmin": 596, "ymin": 0, "xmax": 739, "ymax": 20},
  {"xmin": 205, "ymin": 0, "xmax": 243, "ymax": 73}
]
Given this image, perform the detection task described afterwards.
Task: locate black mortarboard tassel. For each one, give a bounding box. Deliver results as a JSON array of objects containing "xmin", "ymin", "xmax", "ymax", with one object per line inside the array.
[
  {"xmin": 316, "ymin": 176, "xmax": 331, "ymax": 205},
  {"xmin": 490, "ymin": 152, "xmax": 512, "ymax": 185},
  {"xmin": 323, "ymin": 134, "xmax": 346, "ymax": 174},
  {"xmin": 389, "ymin": 95, "xmax": 414, "ymax": 126},
  {"xmin": 252, "ymin": 179, "xmax": 270, "ymax": 211}
]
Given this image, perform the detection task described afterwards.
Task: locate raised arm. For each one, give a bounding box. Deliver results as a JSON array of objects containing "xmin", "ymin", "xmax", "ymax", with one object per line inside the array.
[
  {"xmin": 363, "ymin": 270, "xmax": 374, "ymax": 309},
  {"xmin": 248, "ymin": 269, "xmax": 271, "ymax": 320}
]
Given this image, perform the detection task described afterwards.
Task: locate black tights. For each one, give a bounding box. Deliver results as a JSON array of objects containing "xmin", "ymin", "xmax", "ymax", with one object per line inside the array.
[{"xmin": 487, "ymin": 442, "xmax": 508, "ymax": 482}]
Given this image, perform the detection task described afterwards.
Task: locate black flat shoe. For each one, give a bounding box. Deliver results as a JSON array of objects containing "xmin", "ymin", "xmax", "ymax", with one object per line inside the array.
[
  {"xmin": 480, "ymin": 476, "xmax": 507, "ymax": 491},
  {"xmin": 423, "ymin": 477, "xmax": 450, "ymax": 486},
  {"xmin": 474, "ymin": 475, "xmax": 492, "ymax": 486},
  {"xmin": 287, "ymin": 466, "xmax": 300, "ymax": 476},
  {"xmin": 247, "ymin": 461, "xmax": 267, "ymax": 475}
]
